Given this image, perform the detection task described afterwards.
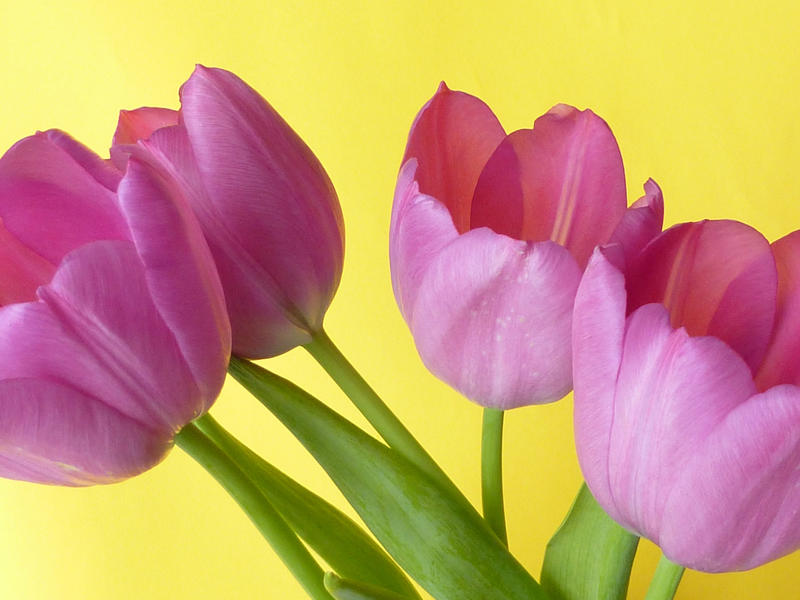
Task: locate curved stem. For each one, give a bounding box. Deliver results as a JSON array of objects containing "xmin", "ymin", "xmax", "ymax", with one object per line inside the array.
[
  {"xmin": 644, "ymin": 554, "xmax": 685, "ymax": 600},
  {"xmin": 481, "ymin": 408, "xmax": 507, "ymax": 546},
  {"xmin": 304, "ymin": 328, "xmax": 449, "ymax": 488},
  {"xmin": 175, "ymin": 421, "xmax": 332, "ymax": 600}
]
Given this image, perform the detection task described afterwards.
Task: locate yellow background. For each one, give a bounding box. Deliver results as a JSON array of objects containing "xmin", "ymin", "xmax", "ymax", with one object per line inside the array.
[{"xmin": 1, "ymin": 1, "xmax": 799, "ymax": 598}]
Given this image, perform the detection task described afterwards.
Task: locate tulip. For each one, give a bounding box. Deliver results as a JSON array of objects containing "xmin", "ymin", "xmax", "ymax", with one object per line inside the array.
[
  {"xmin": 573, "ymin": 218, "xmax": 800, "ymax": 571},
  {"xmin": 390, "ymin": 84, "xmax": 663, "ymax": 408},
  {"xmin": 0, "ymin": 129, "xmax": 230, "ymax": 485},
  {"xmin": 112, "ymin": 66, "xmax": 345, "ymax": 359}
]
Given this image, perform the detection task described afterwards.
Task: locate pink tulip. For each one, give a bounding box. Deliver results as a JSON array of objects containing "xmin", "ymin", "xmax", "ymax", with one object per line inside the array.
[
  {"xmin": 390, "ymin": 84, "xmax": 663, "ymax": 408},
  {"xmin": 574, "ymin": 218, "xmax": 800, "ymax": 571},
  {"xmin": 0, "ymin": 130, "xmax": 230, "ymax": 485},
  {"xmin": 112, "ymin": 66, "xmax": 345, "ymax": 359}
]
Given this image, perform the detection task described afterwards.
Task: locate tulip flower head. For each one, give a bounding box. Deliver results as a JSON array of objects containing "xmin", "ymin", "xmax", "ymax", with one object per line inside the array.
[
  {"xmin": 391, "ymin": 84, "xmax": 663, "ymax": 408},
  {"xmin": 0, "ymin": 130, "xmax": 230, "ymax": 485},
  {"xmin": 112, "ymin": 66, "xmax": 345, "ymax": 359},
  {"xmin": 573, "ymin": 219, "xmax": 800, "ymax": 571}
]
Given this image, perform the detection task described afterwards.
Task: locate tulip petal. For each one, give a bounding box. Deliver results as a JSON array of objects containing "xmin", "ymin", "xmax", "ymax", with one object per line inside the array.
[
  {"xmin": 572, "ymin": 248, "xmax": 628, "ymax": 516},
  {"xmin": 0, "ymin": 221, "xmax": 56, "ymax": 305},
  {"xmin": 0, "ymin": 132, "xmax": 129, "ymax": 264},
  {"xmin": 111, "ymin": 107, "xmax": 179, "ymax": 170},
  {"xmin": 403, "ymin": 83, "xmax": 505, "ymax": 233},
  {"xmin": 472, "ymin": 106, "xmax": 626, "ymax": 267},
  {"xmin": 389, "ymin": 160, "xmax": 459, "ymax": 322},
  {"xmin": 608, "ymin": 179, "xmax": 664, "ymax": 269},
  {"xmin": 410, "ymin": 230, "xmax": 581, "ymax": 408},
  {"xmin": 755, "ymin": 231, "xmax": 800, "ymax": 389},
  {"xmin": 627, "ymin": 220, "xmax": 777, "ymax": 373},
  {"xmin": 0, "ymin": 378, "xmax": 169, "ymax": 486},
  {"xmin": 469, "ymin": 130, "xmax": 527, "ymax": 240},
  {"xmin": 113, "ymin": 107, "xmax": 179, "ymax": 146},
  {"xmin": 116, "ymin": 157, "xmax": 230, "ymax": 406},
  {"xmin": 661, "ymin": 384, "xmax": 800, "ymax": 571},
  {"xmin": 42, "ymin": 129, "xmax": 122, "ymax": 191},
  {"xmin": 178, "ymin": 65, "xmax": 344, "ymax": 357},
  {"xmin": 0, "ymin": 241, "xmax": 201, "ymax": 431},
  {"xmin": 605, "ymin": 303, "xmax": 756, "ymax": 541}
]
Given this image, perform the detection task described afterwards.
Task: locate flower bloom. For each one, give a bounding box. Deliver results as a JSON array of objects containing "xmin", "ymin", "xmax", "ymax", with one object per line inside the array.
[
  {"xmin": 112, "ymin": 66, "xmax": 345, "ymax": 359},
  {"xmin": 390, "ymin": 84, "xmax": 662, "ymax": 408},
  {"xmin": 0, "ymin": 130, "xmax": 230, "ymax": 485},
  {"xmin": 573, "ymin": 218, "xmax": 800, "ymax": 571}
]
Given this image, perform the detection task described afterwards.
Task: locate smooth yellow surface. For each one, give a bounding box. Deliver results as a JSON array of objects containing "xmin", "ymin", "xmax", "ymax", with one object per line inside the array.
[{"xmin": 1, "ymin": 1, "xmax": 799, "ymax": 598}]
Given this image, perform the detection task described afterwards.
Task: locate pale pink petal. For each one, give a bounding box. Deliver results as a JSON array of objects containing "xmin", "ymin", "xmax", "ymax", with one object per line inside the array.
[
  {"xmin": 410, "ymin": 231, "xmax": 581, "ymax": 408},
  {"xmin": 627, "ymin": 220, "xmax": 777, "ymax": 372},
  {"xmin": 606, "ymin": 303, "xmax": 756, "ymax": 540},
  {"xmin": 0, "ymin": 133, "xmax": 129, "ymax": 264},
  {"xmin": 402, "ymin": 83, "xmax": 505, "ymax": 233},
  {"xmin": 389, "ymin": 160, "xmax": 459, "ymax": 322},
  {"xmin": 116, "ymin": 157, "xmax": 230, "ymax": 407},
  {"xmin": 17, "ymin": 241, "xmax": 204, "ymax": 430},
  {"xmin": 178, "ymin": 65, "xmax": 344, "ymax": 357},
  {"xmin": 42, "ymin": 129, "xmax": 122, "ymax": 191},
  {"xmin": 661, "ymin": 384, "xmax": 800, "ymax": 571},
  {"xmin": 572, "ymin": 248, "xmax": 629, "ymax": 516},
  {"xmin": 755, "ymin": 231, "xmax": 800, "ymax": 389},
  {"xmin": 608, "ymin": 179, "xmax": 664, "ymax": 269},
  {"xmin": 0, "ymin": 378, "xmax": 169, "ymax": 486}
]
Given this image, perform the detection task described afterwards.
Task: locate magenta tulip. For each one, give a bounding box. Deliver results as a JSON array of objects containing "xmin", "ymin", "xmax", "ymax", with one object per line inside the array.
[
  {"xmin": 0, "ymin": 130, "xmax": 230, "ymax": 485},
  {"xmin": 574, "ymin": 218, "xmax": 800, "ymax": 571},
  {"xmin": 112, "ymin": 66, "xmax": 345, "ymax": 359},
  {"xmin": 390, "ymin": 84, "xmax": 663, "ymax": 408}
]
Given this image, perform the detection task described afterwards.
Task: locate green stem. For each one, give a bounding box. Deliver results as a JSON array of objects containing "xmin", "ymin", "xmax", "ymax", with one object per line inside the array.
[
  {"xmin": 481, "ymin": 408, "xmax": 507, "ymax": 546},
  {"xmin": 644, "ymin": 554, "xmax": 685, "ymax": 600},
  {"xmin": 175, "ymin": 421, "xmax": 333, "ymax": 600},
  {"xmin": 304, "ymin": 328, "xmax": 448, "ymax": 488}
]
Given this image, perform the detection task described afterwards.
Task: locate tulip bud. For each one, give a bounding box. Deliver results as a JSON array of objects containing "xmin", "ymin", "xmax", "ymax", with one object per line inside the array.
[
  {"xmin": 113, "ymin": 66, "xmax": 345, "ymax": 359},
  {"xmin": 0, "ymin": 130, "xmax": 230, "ymax": 485},
  {"xmin": 391, "ymin": 84, "xmax": 662, "ymax": 408}
]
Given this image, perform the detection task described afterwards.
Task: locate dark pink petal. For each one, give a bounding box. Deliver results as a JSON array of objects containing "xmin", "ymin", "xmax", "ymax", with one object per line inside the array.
[
  {"xmin": 472, "ymin": 106, "xmax": 626, "ymax": 266},
  {"xmin": 572, "ymin": 248, "xmax": 628, "ymax": 517},
  {"xmin": 178, "ymin": 65, "xmax": 344, "ymax": 357},
  {"xmin": 403, "ymin": 83, "xmax": 505, "ymax": 233},
  {"xmin": 755, "ymin": 231, "xmax": 800, "ymax": 389},
  {"xmin": 390, "ymin": 160, "xmax": 459, "ymax": 322},
  {"xmin": 137, "ymin": 123, "xmax": 312, "ymax": 357},
  {"xmin": 0, "ymin": 133, "xmax": 129, "ymax": 264},
  {"xmin": 0, "ymin": 378, "xmax": 169, "ymax": 486},
  {"xmin": 113, "ymin": 108, "xmax": 179, "ymax": 146},
  {"xmin": 470, "ymin": 130, "xmax": 527, "ymax": 239},
  {"xmin": 111, "ymin": 107, "xmax": 179, "ymax": 170},
  {"xmin": 0, "ymin": 221, "xmax": 55, "ymax": 305},
  {"xmin": 42, "ymin": 129, "xmax": 122, "ymax": 191},
  {"xmin": 605, "ymin": 303, "xmax": 757, "ymax": 540},
  {"xmin": 409, "ymin": 230, "xmax": 581, "ymax": 408},
  {"xmin": 661, "ymin": 384, "xmax": 800, "ymax": 571},
  {"xmin": 0, "ymin": 241, "xmax": 204, "ymax": 431},
  {"xmin": 627, "ymin": 220, "xmax": 777, "ymax": 373},
  {"xmin": 116, "ymin": 157, "xmax": 230, "ymax": 405},
  {"xmin": 608, "ymin": 179, "xmax": 664, "ymax": 269}
]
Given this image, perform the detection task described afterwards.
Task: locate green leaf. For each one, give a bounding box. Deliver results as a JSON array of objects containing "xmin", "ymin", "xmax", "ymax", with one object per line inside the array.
[
  {"xmin": 229, "ymin": 356, "xmax": 550, "ymax": 600},
  {"xmin": 323, "ymin": 572, "xmax": 415, "ymax": 600},
  {"xmin": 195, "ymin": 414, "xmax": 420, "ymax": 599},
  {"xmin": 541, "ymin": 483, "xmax": 639, "ymax": 600}
]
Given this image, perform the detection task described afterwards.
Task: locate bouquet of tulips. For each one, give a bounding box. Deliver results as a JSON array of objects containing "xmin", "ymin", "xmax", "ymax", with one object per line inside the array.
[{"xmin": 1, "ymin": 66, "xmax": 798, "ymax": 600}]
